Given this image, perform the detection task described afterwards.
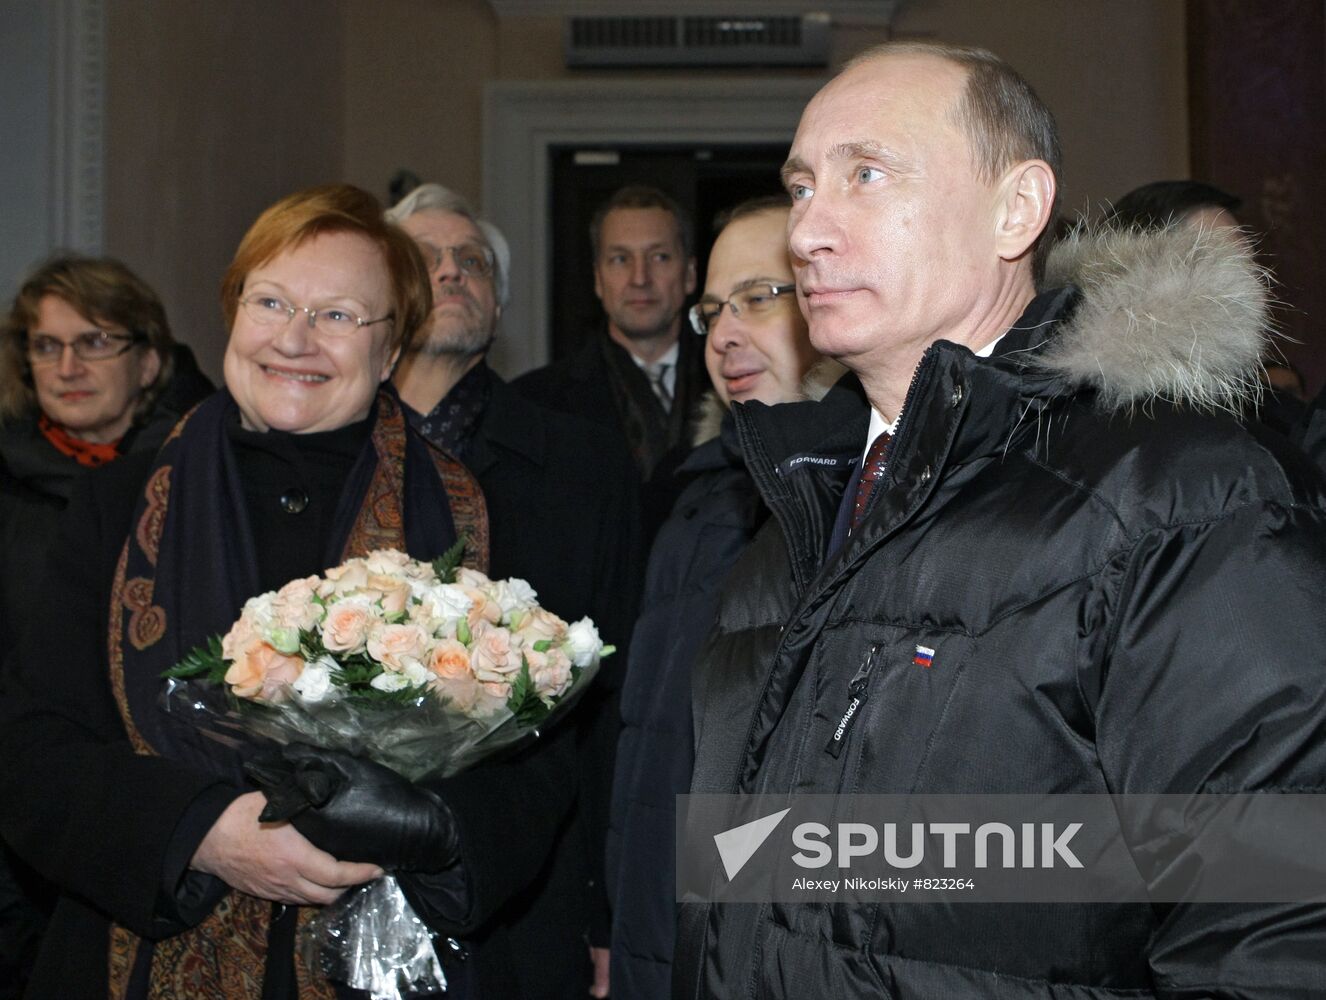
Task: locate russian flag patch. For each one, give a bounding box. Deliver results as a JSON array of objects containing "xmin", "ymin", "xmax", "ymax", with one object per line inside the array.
[{"xmin": 913, "ymin": 645, "xmax": 935, "ymax": 668}]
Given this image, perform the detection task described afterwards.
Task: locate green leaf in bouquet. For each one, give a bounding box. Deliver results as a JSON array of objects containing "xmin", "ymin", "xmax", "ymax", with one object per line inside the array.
[
  {"xmin": 531, "ymin": 639, "xmax": 552, "ymax": 652},
  {"xmin": 162, "ymin": 635, "xmax": 228, "ymax": 683},
  {"xmin": 384, "ymin": 610, "xmax": 408, "ymax": 625},
  {"xmin": 507, "ymin": 654, "xmax": 552, "ymax": 728},
  {"xmin": 431, "ymin": 536, "xmax": 469, "ymax": 584},
  {"xmin": 329, "ymin": 656, "xmax": 381, "ymax": 691},
  {"xmin": 456, "ymin": 618, "xmax": 472, "ymax": 646},
  {"xmin": 299, "ymin": 629, "xmax": 328, "ymax": 664}
]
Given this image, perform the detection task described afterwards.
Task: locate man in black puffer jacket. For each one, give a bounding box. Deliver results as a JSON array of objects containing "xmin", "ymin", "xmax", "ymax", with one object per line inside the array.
[{"xmin": 676, "ymin": 41, "xmax": 1326, "ymax": 999}]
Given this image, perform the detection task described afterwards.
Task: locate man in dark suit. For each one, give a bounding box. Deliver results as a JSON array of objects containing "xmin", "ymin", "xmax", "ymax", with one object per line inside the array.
[
  {"xmin": 387, "ymin": 183, "xmax": 641, "ymax": 1000},
  {"xmin": 515, "ymin": 185, "xmax": 709, "ymax": 536}
]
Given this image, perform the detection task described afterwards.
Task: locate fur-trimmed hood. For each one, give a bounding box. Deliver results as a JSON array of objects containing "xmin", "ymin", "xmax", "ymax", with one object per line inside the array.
[
  {"xmin": 691, "ymin": 358, "xmax": 848, "ymax": 447},
  {"xmin": 1034, "ymin": 224, "xmax": 1272, "ymax": 413}
]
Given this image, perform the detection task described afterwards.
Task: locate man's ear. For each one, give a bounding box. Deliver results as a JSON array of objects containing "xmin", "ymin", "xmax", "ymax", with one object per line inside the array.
[
  {"xmin": 593, "ymin": 263, "xmax": 605, "ymax": 302},
  {"xmin": 993, "ymin": 159, "xmax": 1055, "ymax": 263},
  {"xmin": 685, "ymin": 256, "xmax": 698, "ymax": 296}
]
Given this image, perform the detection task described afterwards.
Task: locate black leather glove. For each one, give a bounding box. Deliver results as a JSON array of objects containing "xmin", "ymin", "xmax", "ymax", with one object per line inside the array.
[{"xmin": 245, "ymin": 743, "xmax": 461, "ymax": 873}]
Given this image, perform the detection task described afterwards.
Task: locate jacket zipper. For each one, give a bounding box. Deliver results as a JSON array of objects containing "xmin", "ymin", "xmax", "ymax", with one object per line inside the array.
[{"xmin": 825, "ymin": 643, "xmax": 881, "ymax": 758}]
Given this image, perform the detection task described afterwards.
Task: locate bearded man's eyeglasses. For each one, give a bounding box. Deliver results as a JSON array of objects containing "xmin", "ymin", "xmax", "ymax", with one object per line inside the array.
[{"xmin": 416, "ymin": 242, "xmax": 495, "ymax": 279}]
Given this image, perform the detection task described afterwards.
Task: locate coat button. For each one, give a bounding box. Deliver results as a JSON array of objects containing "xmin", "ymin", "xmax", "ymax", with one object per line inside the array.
[
  {"xmin": 279, "ymin": 489, "xmax": 309, "ymax": 514},
  {"xmin": 951, "ymin": 382, "xmax": 965, "ymax": 407}
]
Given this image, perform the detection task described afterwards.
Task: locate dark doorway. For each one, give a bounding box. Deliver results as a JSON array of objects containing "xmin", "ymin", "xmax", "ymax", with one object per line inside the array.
[{"xmin": 548, "ymin": 143, "xmax": 788, "ymax": 361}]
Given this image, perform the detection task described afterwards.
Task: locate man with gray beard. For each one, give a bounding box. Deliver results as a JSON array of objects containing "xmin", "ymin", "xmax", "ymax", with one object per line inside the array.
[{"xmin": 387, "ymin": 184, "xmax": 642, "ymax": 1000}]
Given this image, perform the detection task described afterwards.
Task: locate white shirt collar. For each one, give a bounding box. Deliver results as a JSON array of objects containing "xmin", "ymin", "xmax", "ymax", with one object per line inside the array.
[{"xmin": 630, "ymin": 340, "xmax": 679, "ymax": 370}]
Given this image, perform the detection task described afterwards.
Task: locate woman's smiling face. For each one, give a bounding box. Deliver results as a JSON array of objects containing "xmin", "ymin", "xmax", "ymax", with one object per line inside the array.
[{"xmin": 223, "ymin": 230, "xmax": 399, "ymax": 434}]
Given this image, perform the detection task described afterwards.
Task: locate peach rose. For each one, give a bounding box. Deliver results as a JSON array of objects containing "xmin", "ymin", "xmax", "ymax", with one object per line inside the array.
[
  {"xmin": 469, "ymin": 621, "xmax": 517, "ymax": 681},
  {"xmin": 518, "ymin": 607, "xmax": 568, "ymax": 645},
  {"xmin": 225, "ymin": 642, "xmax": 304, "ymax": 703},
  {"xmin": 364, "ymin": 549, "xmax": 411, "ymax": 575},
  {"xmin": 322, "ymin": 560, "xmax": 369, "ymax": 596},
  {"xmin": 427, "ymin": 638, "xmax": 473, "ymax": 681},
  {"xmin": 368, "ymin": 622, "xmax": 429, "ymax": 671},
  {"xmin": 454, "ymin": 567, "xmax": 493, "ymax": 589},
  {"xmin": 464, "ymin": 588, "xmax": 503, "ymax": 628},
  {"xmin": 272, "ymin": 575, "xmax": 322, "ymax": 631},
  {"xmin": 322, "ymin": 601, "xmax": 374, "ymax": 653},
  {"xmin": 367, "ymin": 573, "xmax": 412, "ymax": 615},
  {"xmin": 431, "ymin": 671, "xmax": 483, "ymax": 713},
  {"xmin": 221, "ymin": 613, "xmax": 261, "ymax": 662},
  {"xmin": 528, "ymin": 646, "xmax": 574, "ymax": 700}
]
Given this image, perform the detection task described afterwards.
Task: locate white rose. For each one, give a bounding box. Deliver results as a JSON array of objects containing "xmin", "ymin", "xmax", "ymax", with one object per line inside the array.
[
  {"xmin": 492, "ymin": 578, "xmax": 539, "ymax": 617},
  {"xmin": 564, "ymin": 617, "xmax": 602, "ymax": 668},
  {"xmin": 402, "ymin": 659, "xmax": 431, "ymax": 687},
  {"xmin": 242, "ymin": 592, "xmax": 278, "ymax": 630},
  {"xmin": 370, "ymin": 670, "xmax": 411, "ymax": 692},
  {"xmin": 292, "ymin": 658, "xmax": 335, "ymax": 703},
  {"xmin": 416, "ymin": 583, "xmax": 473, "ymax": 628}
]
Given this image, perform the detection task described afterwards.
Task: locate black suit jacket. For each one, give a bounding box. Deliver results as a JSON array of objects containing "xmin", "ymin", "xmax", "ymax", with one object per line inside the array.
[
  {"xmin": 513, "ymin": 331, "xmax": 708, "ymax": 541},
  {"xmin": 410, "ymin": 373, "xmax": 645, "ymax": 995}
]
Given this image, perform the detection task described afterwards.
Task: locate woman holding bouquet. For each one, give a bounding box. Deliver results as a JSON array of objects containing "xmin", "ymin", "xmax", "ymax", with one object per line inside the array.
[{"xmin": 0, "ymin": 185, "xmax": 577, "ymax": 999}]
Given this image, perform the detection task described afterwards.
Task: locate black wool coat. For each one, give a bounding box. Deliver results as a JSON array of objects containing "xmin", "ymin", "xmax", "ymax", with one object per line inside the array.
[
  {"xmin": 513, "ymin": 330, "xmax": 708, "ymax": 542},
  {"xmin": 434, "ymin": 372, "xmax": 645, "ymax": 996}
]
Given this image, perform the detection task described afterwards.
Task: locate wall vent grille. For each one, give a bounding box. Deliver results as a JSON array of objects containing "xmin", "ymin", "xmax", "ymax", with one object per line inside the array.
[
  {"xmin": 683, "ymin": 16, "xmax": 801, "ymax": 48},
  {"xmin": 566, "ymin": 13, "xmax": 829, "ymax": 68}
]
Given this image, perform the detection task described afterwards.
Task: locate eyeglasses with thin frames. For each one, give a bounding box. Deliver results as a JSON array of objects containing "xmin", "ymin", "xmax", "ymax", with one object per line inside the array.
[
  {"xmin": 415, "ymin": 242, "xmax": 495, "ymax": 279},
  {"xmin": 26, "ymin": 330, "xmax": 144, "ymax": 365},
  {"xmin": 688, "ymin": 282, "xmax": 796, "ymax": 336},
  {"xmin": 239, "ymin": 294, "xmax": 394, "ymax": 336}
]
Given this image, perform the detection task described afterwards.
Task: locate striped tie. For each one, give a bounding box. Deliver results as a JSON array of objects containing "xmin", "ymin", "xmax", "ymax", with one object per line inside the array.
[
  {"xmin": 850, "ymin": 432, "xmax": 892, "ymax": 531},
  {"xmin": 645, "ymin": 361, "xmax": 673, "ymax": 413}
]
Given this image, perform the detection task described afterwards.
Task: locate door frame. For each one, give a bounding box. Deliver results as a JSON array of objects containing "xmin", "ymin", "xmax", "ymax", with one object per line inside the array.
[{"xmin": 481, "ymin": 77, "xmax": 822, "ymax": 375}]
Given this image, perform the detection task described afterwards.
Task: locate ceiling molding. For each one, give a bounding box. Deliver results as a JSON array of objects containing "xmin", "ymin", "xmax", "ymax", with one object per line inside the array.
[{"xmin": 486, "ymin": 1, "xmax": 897, "ymax": 21}]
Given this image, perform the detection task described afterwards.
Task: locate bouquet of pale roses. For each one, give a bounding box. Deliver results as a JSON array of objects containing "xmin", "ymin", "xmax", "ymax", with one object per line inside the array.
[{"xmin": 163, "ymin": 542, "xmax": 611, "ymax": 998}]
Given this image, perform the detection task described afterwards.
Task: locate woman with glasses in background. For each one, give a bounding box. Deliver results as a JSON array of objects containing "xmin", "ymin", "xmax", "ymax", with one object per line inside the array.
[{"xmin": 0, "ymin": 254, "xmax": 211, "ymax": 998}]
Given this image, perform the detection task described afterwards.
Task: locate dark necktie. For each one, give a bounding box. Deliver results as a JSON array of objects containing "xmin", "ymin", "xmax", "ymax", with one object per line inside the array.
[{"xmin": 850, "ymin": 432, "xmax": 892, "ymax": 531}]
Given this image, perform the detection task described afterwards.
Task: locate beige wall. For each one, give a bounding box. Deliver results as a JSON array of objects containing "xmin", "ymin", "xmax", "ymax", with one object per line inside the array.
[
  {"xmin": 342, "ymin": 0, "xmax": 499, "ymax": 208},
  {"xmin": 101, "ymin": 0, "xmax": 1187, "ymax": 379},
  {"xmin": 105, "ymin": 0, "xmax": 346, "ymax": 381},
  {"xmin": 888, "ymin": 0, "xmax": 1189, "ymax": 219}
]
